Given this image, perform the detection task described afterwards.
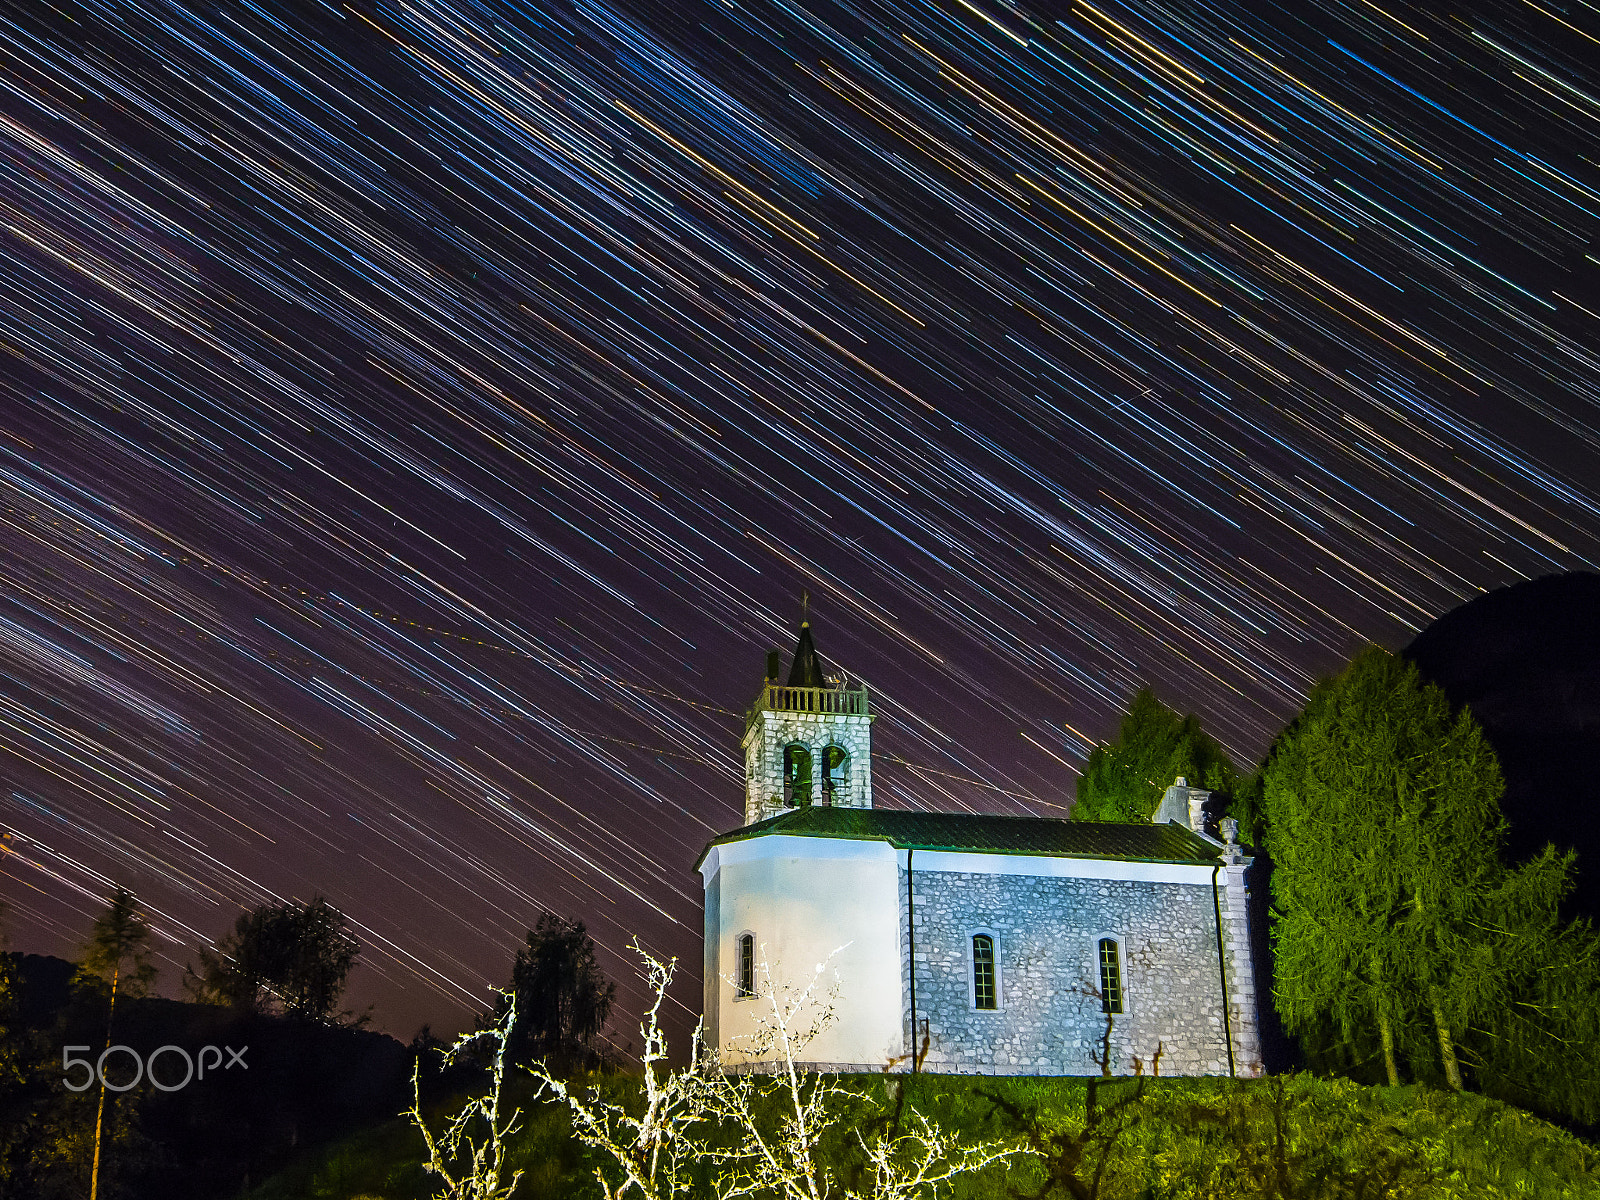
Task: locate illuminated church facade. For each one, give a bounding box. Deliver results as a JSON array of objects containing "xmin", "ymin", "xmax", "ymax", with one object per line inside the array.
[{"xmin": 695, "ymin": 621, "xmax": 1263, "ymax": 1077}]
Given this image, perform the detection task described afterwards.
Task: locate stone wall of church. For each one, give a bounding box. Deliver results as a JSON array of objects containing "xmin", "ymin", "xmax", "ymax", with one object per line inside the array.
[{"xmin": 905, "ymin": 869, "xmax": 1247, "ymax": 1076}]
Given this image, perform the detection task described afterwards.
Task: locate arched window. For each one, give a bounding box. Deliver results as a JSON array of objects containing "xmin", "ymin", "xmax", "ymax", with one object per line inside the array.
[
  {"xmin": 821, "ymin": 745, "xmax": 849, "ymax": 806},
  {"xmin": 972, "ymin": 934, "xmax": 997, "ymax": 1010},
  {"xmin": 783, "ymin": 744, "xmax": 813, "ymax": 806},
  {"xmin": 736, "ymin": 933, "xmax": 755, "ymax": 999},
  {"xmin": 1098, "ymin": 938, "xmax": 1124, "ymax": 1014}
]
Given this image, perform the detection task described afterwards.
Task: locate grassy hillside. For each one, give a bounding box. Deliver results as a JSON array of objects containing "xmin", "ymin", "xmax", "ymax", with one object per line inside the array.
[{"xmin": 251, "ymin": 1071, "xmax": 1600, "ymax": 1200}]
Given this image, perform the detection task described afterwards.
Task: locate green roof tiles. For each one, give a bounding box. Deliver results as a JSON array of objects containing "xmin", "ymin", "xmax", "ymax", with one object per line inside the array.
[{"xmin": 695, "ymin": 805, "xmax": 1222, "ymax": 870}]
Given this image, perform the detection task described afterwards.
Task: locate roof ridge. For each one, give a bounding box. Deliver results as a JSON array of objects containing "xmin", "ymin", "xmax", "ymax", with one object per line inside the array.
[
  {"xmin": 696, "ymin": 804, "xmax": 1222, "ymax": 871},
  {"xmin": 862, "ymin": 807, "xmax": 1156, "ymax": 826}
]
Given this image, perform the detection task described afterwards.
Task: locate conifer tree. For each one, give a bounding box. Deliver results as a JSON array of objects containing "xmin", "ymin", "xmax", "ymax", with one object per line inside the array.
[
  {"xmin": 1262, "ymin": 660, "xmax": 1401, "ymax": 1083},
  {"xmin": 1262, "ymin": 645, "xmax": 1600, "ymax": 1118},
  {"xmin": 1265, "ymin": 649, "xmax": 1502, "ymax": 1085},
  {"xmin": 1464, "ymin": 846, "xmax": 1600, "ymax": 1124},
  {"xmin": 0, "ymin": 902, "xmax": 26, "ymax": 1194},
  {"xmin": 1074, "ymin": 686, "xmax": 1234, "ymax": 823},
  {"xmin": 76, "ymin": 887, "xmax": 159, "ymax": 1000},
  {"xmin": 1403, "ymin": 701, "xmax": 1512, "ymax": 1090}
]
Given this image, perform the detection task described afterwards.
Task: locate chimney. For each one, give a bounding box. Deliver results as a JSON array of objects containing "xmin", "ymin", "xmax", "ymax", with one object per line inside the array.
[{"xmin": 1153, "ymin": 775, "xmax": 1213, "ymax": 835}]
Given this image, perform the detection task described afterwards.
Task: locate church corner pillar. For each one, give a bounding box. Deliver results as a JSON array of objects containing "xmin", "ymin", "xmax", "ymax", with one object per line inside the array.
[
  {"xmin": 1220, "ymin": 851, "xmax": 1263, "ymax": 1077},
  {"xmin": 897, "ymin": 846, "xmax": 917, "ymax": 1072},
  {"xmin": 741, "ymin": 719, "xmax": 781, "ymax": 826}
]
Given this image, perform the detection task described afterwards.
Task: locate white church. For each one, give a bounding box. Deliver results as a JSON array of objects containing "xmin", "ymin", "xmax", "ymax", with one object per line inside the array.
[{"xmin": 695, "ymin": 619, "xmax": 1263, "ymax": 1077}]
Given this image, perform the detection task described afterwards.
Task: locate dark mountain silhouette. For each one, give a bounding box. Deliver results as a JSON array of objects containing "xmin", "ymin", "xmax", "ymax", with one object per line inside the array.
[{"xmin": 1404, "ymin": 572, "xmax": 1600, "ymax": 921}]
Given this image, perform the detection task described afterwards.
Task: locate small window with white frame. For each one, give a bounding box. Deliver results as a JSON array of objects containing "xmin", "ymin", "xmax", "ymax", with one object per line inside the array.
[
  {"xmin": 1095, "ymin": 935, "xmax": 1125, "ymax": 1014},
  {"xmin": 969, "ymin": 929, "xmax": 1002, "ymax": 1011},
  {"xmin": 735, "ymin": 932, "xmax": 756, "ymax": 1000}
]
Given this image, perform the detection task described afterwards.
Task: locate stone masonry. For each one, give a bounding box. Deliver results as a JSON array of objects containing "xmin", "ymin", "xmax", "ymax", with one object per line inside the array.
[
  {"xmin": 902, "ymin": 868, "xmax": 1254, "ymax": 1076},
  {"xmin": 1218, "ymin": 846, "xmax": 1263, "ymax": 1074},
  {"xmin": 742, "ymin": 706, "xmax": 872, "ymax": 826}
]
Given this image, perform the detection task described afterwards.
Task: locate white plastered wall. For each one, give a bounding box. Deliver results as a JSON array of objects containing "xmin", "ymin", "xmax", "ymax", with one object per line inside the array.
[{"xmin": 700, "ymin": 835, "xmax": 903, "ymax": 1069}]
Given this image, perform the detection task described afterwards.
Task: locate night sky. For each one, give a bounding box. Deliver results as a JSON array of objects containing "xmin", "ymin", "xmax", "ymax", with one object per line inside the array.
[{"xmin": 1, "ymin": 0, "xmax": 1598, "ymax": 1051}]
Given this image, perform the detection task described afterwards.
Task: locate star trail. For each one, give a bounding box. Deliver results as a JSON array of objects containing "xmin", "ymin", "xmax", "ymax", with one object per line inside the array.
[{"xmin": 1, "ymin": 0, "xmax": 1598, "ymax": 1045}]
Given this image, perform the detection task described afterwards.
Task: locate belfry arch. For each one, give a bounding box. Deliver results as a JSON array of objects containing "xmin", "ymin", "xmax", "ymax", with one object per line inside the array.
[
  {"xmin": 783, "ymin": 742, "xmax": 813, "ymax": 806},
  {"xmin": 740, "ymin": 614, "xmax": 874, "ymax": 826},
  {"xmin": 821, "ymin": 744, "xmax": 850, "ymax": 806}
]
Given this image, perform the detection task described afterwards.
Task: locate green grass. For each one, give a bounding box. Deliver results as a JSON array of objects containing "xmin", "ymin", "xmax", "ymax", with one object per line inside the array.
[{"xmin": 249, "ymin": 1072, "xmax": 1600, "ymax": 1200}]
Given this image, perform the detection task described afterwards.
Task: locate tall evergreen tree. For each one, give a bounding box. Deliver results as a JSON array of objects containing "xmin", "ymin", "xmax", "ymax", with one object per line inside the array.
[
  {"xmin": 1463, "ymin": 846, "xmax": 1600, "ymax": 1124},
  {"xmin": 1265, "ymin": 649, "xmax": 1495, "ymax": 1086},
  {"xmin": 1262, "ymin": 661, "xmax": 1395, "ymax": 1083},
  {"xmin": 1262, "ymin": 645, "xmax": 1600, "ymax": 1120},
  {"xmin": 1074, "ymin": 686, "xmax": 1235, "ymax": 823}
]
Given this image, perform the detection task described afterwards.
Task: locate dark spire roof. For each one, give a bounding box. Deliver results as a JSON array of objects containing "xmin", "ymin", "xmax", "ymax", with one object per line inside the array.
[{"xmin": 785, "ymin": 620, "xmax": 828, "ymax": 688}]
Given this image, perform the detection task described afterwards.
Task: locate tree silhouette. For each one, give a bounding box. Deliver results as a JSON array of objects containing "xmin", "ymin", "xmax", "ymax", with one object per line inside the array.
[
  {"xmin": 76, "ymin": 887, "xmax": 158, "ymax": 1000},
  {"xmin": 487, "ymin": 914, "xmax": 615, "ymax": 1075},
  {"xmin": 0, "ymin": 899, "xmax": 21, "ymax": 1091},
  {"xmin": 185, "ymin": 895, "xmax": 360, "ymax": 1024}
]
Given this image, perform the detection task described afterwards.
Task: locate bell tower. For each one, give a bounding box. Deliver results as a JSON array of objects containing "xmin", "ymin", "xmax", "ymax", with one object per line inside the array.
[{"xmin": 740, "ymin": 615, "xmax": 873, "ymax": 827}]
